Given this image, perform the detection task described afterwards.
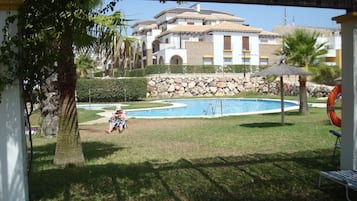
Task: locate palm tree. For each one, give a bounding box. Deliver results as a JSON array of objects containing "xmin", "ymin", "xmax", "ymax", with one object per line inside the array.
[
  {"xmin": 91, "ymin": 11, "xmax": 135, "ymax": 77},
  {"xmin": 117, "ymin": 36, "xmax": 138, "ymax": 76},
  {"xmin": 54, "ymin": 1, "xmax": 128, "ymax": 166},
  {"xmin": 1, "ymin": 0, "xmax": 125, "ymax": 167},
  {"xmin": 75, "ymin": 55, "xmax": 96, "ymax": 78},
  {"xmin": 282, "ymin": 29, "xmax": 327, "ymax": 114}
]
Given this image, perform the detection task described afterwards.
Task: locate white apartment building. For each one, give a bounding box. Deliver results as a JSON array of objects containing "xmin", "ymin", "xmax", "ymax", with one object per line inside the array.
[
  {"xmin": 131, "ymin": 4, "xmax": 282, "ymax": 69},
  {"xmin": 273, "ymin": 25, "xmax": 342, "ymax": 67}
]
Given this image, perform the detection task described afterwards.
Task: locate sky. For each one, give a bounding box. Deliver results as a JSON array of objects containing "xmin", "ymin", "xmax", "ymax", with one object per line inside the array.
[{"xmin": 105, "ymin": 0, "xmax": 345, "ymax": 35}]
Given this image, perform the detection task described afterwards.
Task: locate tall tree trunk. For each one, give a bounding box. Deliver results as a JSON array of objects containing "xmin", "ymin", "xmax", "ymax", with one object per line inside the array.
[
  {"xmin": 40, "ymin": 73, "xmax": 59, "ymax": 137},
  {"xmin": 299, "ymin": 75, "xmax": 309, "ymax": 115},
  {"xmin": 53, "ymin": 28, "xmax": 84, "ymax": 167}
]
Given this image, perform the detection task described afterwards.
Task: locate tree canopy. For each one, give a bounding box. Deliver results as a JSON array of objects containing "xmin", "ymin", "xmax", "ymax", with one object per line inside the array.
[
  {"xmin": 280, "ymin": 29, "xmax": 328, "ymax": 115},
  {"xmin": 0, "ymin": 0, "xmax": 127, "ymax": 167},
  {"xmin": 282, "ymin": 29, "xmax": 328, "ymax": 68}
]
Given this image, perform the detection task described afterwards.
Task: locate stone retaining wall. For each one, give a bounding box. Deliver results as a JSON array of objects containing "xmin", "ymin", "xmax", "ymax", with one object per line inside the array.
[{"xmin": 146, "ymin": 74, "xmax": 333, "ymax": 98}]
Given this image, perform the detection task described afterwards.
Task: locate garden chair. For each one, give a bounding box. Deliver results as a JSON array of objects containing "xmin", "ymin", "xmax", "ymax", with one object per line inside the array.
[
  {"xmin": 329, "ymin": 129, "xmax": 341, "ymax": 156},
  {"xmin": 318, "ymin": 170, "xmax": 357, "ymax": 201}
]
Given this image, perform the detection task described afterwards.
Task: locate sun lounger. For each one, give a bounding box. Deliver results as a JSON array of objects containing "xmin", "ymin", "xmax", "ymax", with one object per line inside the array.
[
  {"xmin": 318, "ymin": 170, "xmax": 357, "ymax": 201},
  {"xmin": 329, "ymin": 130, "xmax": 341, "ymax": 156}
]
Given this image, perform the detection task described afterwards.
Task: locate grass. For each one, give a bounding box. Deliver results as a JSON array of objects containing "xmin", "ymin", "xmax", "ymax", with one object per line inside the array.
[
  {"xmin": 29, "ymin": 108, "xmax": 103, "ymax": 126},
  {"xmin": 28, "ymin": 105, "xmax": 355, "ymax": 201}
]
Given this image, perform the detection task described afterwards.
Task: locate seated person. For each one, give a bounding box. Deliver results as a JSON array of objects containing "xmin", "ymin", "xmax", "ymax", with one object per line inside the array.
[{"xmin": 106, "ymin": 109, "xmax": 127, "ymax": 134}]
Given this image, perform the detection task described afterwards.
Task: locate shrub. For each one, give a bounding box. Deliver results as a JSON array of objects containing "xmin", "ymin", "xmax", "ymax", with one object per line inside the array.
[
  {"xmin": 311, "ymin": 65, "xmax": 341, "ymax": 86},
  {"xmin": 130, "ymin": 64, "xmax": 221, "ymax": 76},
  {"xmin": 128, "ymin": 68, "xmax": 146, "ymax": 77},
  {"xmin": 93, "ymin": 70, "xmax": 106, "ymax": 77},
  {"xmin": 76, "ymin": 78, "xmax": 147, "ymax": 102},
  {"xmin": 145, "ymin": 65, "xmax": 169, "ymax": 75},
  {"xmin": 226, "ymin": 65, "xmax": 258, "ymax": 73},
  {"xmin": 170, "ymin": 65, "xmax": 185, "ymax": 73},
  {"xmin": 203, "ymin": 65, "xmax": 217, "ymax": 73}
]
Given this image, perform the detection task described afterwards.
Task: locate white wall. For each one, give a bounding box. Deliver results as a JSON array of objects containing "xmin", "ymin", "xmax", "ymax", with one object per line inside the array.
[
  {"xmin": 335, "ymin": 13, "xmax": 357, "ymax": 170},
  {"xmin": 156, "ymin": 48, "xmax": 187, "ymax": 64},
  {"xmin": 212, "ymin": 32, "xmax": 260, "ymax": 66},
  {"xmin": 212, "ymin": 33, "xmax": 224, "ymax": 65},
  {"xmin": 0, "ymin": 83, "xmax": 28, "ymax": 201},
  {"xmin": 176, "ymin": 18, "xmax": 203, "ymax": 25},
  {"xmin": 0, "ymin": 10, "xmax": 29, "ymax": 201}
]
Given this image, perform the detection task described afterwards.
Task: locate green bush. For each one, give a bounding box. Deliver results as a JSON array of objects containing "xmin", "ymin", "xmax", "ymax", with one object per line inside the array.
[
  {"xmin": 311, "ymin": 65, "xmax": 341, "ymax": 86},
  {"xmin": 129, "ymin": 65, "xmax": 222, "ymax": 76},
  {"xmin": 76, "ymin": 78, "xmax": 147, "ymax": 102},
  {"xmin": 128, "ymin": 68, "xmax": 146, "ymax": 77},
  {"xmin": 227, "ymin": 65, "xmax": 254, "ymax": 73},
  {"xmin": 169, "ymin": 65, "xmax": 184, "ymax": 73},
  {"xmin": 202, "ymin": 65, "xmax": 217, "ymax": 73},
  {"xmin": 145, "ymin": 65, "xmax": 169, "ymax": 75},
  {"xmin": 93, "ymin": 70, "xmax": 105, "ymax": 77},
  {"xmin": 127, "ymin": 64, "xmax": 264, "ymax": 76}
]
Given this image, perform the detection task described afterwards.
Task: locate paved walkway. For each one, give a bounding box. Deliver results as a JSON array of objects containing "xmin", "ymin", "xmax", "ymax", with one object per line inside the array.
[
  {"xmin": 309, "ymin": 103, "xmax": 326, "ymax": 108},
  {"xmin": 79, "ymin": 110, "xmax": 113, "ymax": 125}
]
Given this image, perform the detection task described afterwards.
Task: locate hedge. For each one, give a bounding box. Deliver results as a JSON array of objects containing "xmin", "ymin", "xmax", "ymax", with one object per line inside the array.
[
  {"xmin": 76, "ymin": 78, "xmax": 147, "ymax": 102},
  {"xmin": 127, "ymin": 64, "xmax": 263, "ymax": 77}
]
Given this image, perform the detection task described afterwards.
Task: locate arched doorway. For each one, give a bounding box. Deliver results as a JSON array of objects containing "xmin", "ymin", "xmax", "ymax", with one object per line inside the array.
[
  {"xmin": 159, "ymin": 56, "xmax": 164, "ymax": 64},
  {"xmin": 170, "ymin": 55, "xmax": 183, "ymax": 65}
]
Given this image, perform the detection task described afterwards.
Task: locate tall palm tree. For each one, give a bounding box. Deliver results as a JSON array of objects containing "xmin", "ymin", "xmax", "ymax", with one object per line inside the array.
[
  {"xmin": 53, "ymin": 0, "xmax": 103, "ymax": 166},
  {"xmin": 282, "ymin": 29, "xmax": 327, "ymax": 114},
  {"xmin": 91, "ymin": 11, "xmax": 139, "ymax": 77},
  {"xmin": 54, "ymin": 1, "xmax": 128, "ymax": 166},
  {"xmin": 118, "ymin": 36, "xmax": 138, "ymax": 76}
]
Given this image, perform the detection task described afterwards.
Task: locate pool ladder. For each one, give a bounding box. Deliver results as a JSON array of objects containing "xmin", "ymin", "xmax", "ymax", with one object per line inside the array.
[{"xmin": 203, "ymin": 100, "xmax": 223, "ymax": 116}]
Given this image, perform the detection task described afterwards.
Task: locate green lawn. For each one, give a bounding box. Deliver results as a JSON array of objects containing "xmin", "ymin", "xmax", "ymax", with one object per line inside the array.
[{"xmin": 28, "ymin": 105, "xmax": 354, "ymax": 201}]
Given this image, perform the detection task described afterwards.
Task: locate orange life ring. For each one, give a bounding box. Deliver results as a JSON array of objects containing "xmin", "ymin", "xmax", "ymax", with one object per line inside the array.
[{"xmin": 327, "ymin": 84, "xmax": 342, "ymax": 127}]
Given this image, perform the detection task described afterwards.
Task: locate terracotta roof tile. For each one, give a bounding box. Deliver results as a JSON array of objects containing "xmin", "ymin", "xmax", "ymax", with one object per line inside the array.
[
  {"xmin": 208, "ymin": 21, "xmax": 261, "ymax": 33},
  {"xmin": 259, "ymin": 30, "xmax": 281, "ymax": 37},
  {"xmin": 158, "ymin": 25, "xmax": 209, "ymax": 37},
  {"xmin": 206, "ymin": 13, "xmax": 244, "ymax": 21},
  {"xmin": 172, "ymin": 12, "xmax": 244, "ymax": 22}
]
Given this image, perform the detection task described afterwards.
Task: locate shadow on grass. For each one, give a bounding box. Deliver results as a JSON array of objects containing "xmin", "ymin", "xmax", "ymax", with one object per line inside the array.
[
  {"xmin": 31, "ymin": 141, "xmax": 122, "ymax": 170},
  {"xmin": 240, "ymin": 122, "xmax": 294, "ymax": 128},
  {"xmin": 29, "ymin": 142, "xmax": 354, "ymax": 201},
  {"xmin": 261, "ymin": 111, "xmax": 300, "ymax": 116}
]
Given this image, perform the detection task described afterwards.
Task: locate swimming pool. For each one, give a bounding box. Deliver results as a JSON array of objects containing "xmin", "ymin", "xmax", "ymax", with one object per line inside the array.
[{"xmin": 125, "ymin": 98, "xmax": 299, "ymax": 118}]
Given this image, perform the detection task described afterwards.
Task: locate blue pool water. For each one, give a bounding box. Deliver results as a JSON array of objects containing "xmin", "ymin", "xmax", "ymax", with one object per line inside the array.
[{"xmin": 126, "ymin": 98, "xmax": 299, "ymax": 118}]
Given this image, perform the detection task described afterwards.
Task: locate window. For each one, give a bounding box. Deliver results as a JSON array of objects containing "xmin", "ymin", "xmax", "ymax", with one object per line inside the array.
[
  {"xmin": 242, "ymin": 57, "xmax": 250, "ymax": 65},
  {"xmin": 224, "ymin": 35, "xmax": 231, "ymax": 50},
  {"xmin": 203, "ymin": 58, "xmax": 213, "ymax": 65},
  {"xmin": 260, "ymin": 58, "xmax": 269, "ymax": 65},
  {"xmin": 242, "ymin": 36, "xmax": 249, "ymax": 50},
  {"xmin": 224, "ymin": 57, "xmax": 232, "ymax": 65},
  {"xmin": 260, "ymin": 38, "xmax": 268, "ymax": 43}
]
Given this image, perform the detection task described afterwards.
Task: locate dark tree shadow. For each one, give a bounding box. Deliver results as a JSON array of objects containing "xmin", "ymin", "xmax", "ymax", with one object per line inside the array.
[
  {"xmin": 28, "ymin": 146, "xmax": 355, "ymax": 201},
  {"xmin": 31, "ymin": 141, "xmax": 122, "ymax": 170},
  {"xmin": 240, "ymin": 122, "xmax": 294, "ymax": 128}
]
